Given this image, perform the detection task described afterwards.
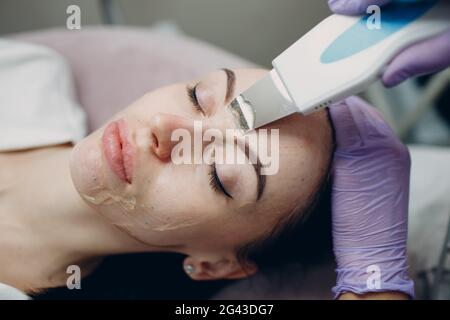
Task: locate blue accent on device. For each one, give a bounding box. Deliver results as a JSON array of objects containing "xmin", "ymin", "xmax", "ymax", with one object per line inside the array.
[{"xmin": 320, "ymin": 0, "xmax": 438, "ymax": 64}]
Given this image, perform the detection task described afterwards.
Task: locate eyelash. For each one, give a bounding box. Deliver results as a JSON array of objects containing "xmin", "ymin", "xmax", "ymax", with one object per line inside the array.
[
  {"xmin": 209, "ymin": 163, "xmax": 233, "ymax": 199},
  {"xmin": 186, "ymin": 85, "xmax": 204, "ymax": 114}
]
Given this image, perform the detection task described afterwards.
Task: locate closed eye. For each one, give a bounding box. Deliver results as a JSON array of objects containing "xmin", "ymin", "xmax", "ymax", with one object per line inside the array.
[
  {"xmin": 186, "ymin": 84, "xmax": 204, "ymax": 115},
  {"xmin": 209, "ymin": 163, "xmax": 233, "ymax": 199}
]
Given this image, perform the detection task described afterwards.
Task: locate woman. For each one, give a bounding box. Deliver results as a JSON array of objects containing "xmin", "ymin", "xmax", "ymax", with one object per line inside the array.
[{"xmin": 0, "ymin": 40, "xmax": 335, "ymax": 297}]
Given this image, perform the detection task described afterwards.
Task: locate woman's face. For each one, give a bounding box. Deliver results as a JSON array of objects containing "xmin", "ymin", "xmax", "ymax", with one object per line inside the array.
[{"xmin": 70, "ymin": 68, "xmax": 332, "ymax": 278}]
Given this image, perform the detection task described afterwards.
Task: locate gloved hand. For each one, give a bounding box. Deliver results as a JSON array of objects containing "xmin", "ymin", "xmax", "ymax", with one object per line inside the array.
[
  {"xmin": 328, "ymin": 0, "xmax": 450, "ymax": 87},
  {"xmin": 329, "ymin": 96, "xmax": 414, "ymax": 298}
]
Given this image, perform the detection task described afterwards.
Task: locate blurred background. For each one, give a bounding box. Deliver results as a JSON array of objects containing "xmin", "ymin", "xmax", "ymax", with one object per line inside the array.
[
  {"xmin": 1, "ymin": 0, "xmax": 449, "ymax": 145},
  {"xmin": 0, "ymin": 0, "xmax": 330, "ymax": 67}
]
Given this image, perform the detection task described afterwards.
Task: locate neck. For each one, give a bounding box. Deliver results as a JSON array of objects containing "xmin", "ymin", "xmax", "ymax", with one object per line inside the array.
[{"xmin": 0, "ymin": 145, "xmax": 152, "ymax": 293}]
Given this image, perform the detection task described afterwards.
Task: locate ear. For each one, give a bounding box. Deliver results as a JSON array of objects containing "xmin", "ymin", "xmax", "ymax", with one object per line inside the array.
[{"xmin": 183, "ymin": 256, "xmax": 258, "ymax": 281}]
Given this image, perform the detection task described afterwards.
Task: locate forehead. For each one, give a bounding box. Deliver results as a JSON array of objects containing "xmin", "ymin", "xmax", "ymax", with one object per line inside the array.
[
  {"xmin": 261, "ymin": 115, "xmax": 331, "ymax": 211},
  {"xmin": 200, "ymin": 68, "xmax": 268, "ymax": 93}
]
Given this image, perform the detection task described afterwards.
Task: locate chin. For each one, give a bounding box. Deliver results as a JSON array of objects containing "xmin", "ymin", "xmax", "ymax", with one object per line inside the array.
[{"xmin": 70, "ymin": 134, "xmax": 105, "ymax": 197}]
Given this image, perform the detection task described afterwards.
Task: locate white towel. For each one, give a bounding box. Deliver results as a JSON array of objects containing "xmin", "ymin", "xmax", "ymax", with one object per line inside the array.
[
  {"xmin": 0, "ymin": 39, "xmax": 86, "ymax": 151},
  {"xmin": 0, "ymin": 283, "xmax": 29, "ymax": 300}
]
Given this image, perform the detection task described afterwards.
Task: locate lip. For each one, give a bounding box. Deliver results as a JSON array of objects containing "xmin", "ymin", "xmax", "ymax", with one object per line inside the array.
[{"xmin": 101, "ymin": 119, "xmax": 135, "ymax": 184}]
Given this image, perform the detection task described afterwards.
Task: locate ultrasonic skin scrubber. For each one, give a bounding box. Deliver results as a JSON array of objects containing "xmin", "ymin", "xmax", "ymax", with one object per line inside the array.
[{"xmin": 230, "ymin": 0, "xmax": 450, "ymax": 132}]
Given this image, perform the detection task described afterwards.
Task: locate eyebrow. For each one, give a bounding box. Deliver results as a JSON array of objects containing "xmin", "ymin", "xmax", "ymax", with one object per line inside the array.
[
  {"xmin": 222, "ymin": 68, "xmax": 236, "ymax": 103},
  {"xmin": 222, "ymin": 68, "xmax": 266, "ymax": 201}
]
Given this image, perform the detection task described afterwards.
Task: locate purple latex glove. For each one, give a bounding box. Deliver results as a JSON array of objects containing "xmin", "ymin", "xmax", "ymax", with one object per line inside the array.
[
  {"xmin": 328, "ymin": 0, "xmax": 450, "ymax": 87},
  {"xmin": 329, "ymin": 96, "xmax": 414, "ymax": 298}
]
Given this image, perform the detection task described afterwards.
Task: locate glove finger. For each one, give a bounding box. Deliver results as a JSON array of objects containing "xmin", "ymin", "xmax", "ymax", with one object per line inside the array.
[
  {"xmin": 328, "ymin": 0, "xmax": 392, "ymax": 15},
  {"xmin": 329, "ymin": 99, "xmax": 363, "ymax": 150},
  {"xmin": 330, "ymin": 96, "xmax": 393, "ymax": 151},
  {"xmin": 344, "ymin": 96, "xmax": 395, "ymax": 140},
  {"xmin": 383, "ymin": 28, "xmax": 450, "ymax": 87}
]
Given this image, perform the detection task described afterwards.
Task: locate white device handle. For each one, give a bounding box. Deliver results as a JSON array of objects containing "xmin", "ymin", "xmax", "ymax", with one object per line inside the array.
[{"xmin": 273, "ymin": 0, "xmax": 450, "ymax": 115}]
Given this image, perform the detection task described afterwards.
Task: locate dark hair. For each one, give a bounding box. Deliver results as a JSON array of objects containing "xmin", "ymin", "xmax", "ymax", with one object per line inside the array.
[
  {"xmin": 236, "ymin": 111, "xmax": 335, "ymax": 274},
  {"xmin": 236, "ymin": 170, "xmax": 333, "ymax": 273}
]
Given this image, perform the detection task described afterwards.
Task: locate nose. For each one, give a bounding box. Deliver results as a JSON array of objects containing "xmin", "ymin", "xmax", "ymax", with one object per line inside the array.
[{"xmin": 149, "ymin": 113, "xmax": 201, "ymax": 161}]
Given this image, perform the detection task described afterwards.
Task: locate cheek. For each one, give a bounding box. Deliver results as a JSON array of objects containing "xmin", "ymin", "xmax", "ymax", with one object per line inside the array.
[
  {"xmin": 115, "ymin": 169, "xmax": 214, "ymax": 246},
  {"xmin": 130, "ymin": 166, "xmax": 211, "ymax": 230},
  {"xmin": 278, "ymin": 140, "xmax": 327, "ymax": 205}
]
